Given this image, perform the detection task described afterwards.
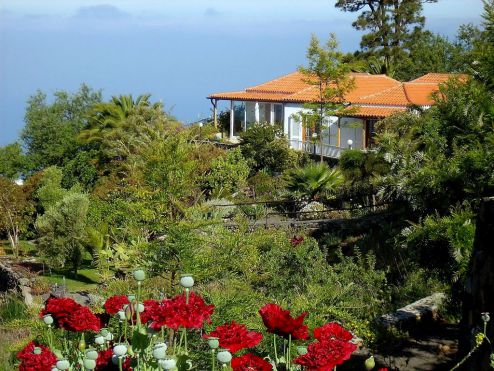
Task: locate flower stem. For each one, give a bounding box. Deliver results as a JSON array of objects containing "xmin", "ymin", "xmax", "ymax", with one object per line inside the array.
[
  {"xmin": 136, "ymin": 282, "xmax": 142, "ymax": 328},
  {"xmin": 184, "ymin": 327, "xmax": 188, "ymax": 354},
  {"xmin": 273, "ymin": 334, "xmax": 278, "ymax": 363},
  {"xmin": 118, "ymin": 356, "xmax": 123, "ymax": 371},
  {"xmin": 288, "ymin": 334, "xmax": 292, "ymax": 370},
  {"xmin": 212, "ymin": 349, "xmax": 216, "ymax": 371}
]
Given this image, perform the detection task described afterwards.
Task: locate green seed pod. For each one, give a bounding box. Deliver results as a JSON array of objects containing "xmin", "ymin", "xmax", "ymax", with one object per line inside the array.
[
  {"xmin": 83, "ymin": 358, "xmax": 96, "ymax": 370},
  {"xmin": 217, "ymin": 349, "xmax": 232, "ymax": 364},
  {"xmin": 56, "ymin": 359, "xmax": 70, "ymax": 370},
  {"xmin": 364, "ymin": 356, "xmax": 375, "ymax": 370},
  {"xmin": 133, "ymin": 270, "xmax": 146, "ymax": 282},
  {"xmin": 208, "ymin": 337, "xmax": 220, "ymax": 349}
]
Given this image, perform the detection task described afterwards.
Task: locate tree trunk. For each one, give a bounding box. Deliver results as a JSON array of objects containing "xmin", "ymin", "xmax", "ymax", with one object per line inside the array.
[{"xmin": 461, "ymin": 197, "xmax": 494, "ymax": 370}]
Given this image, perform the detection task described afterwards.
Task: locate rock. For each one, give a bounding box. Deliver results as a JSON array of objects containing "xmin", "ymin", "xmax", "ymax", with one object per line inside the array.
[
  {"xmin": 20, "ymin": 285, "xmax": 33, "ymax": 306},
  {"xmin": 298, "ymin": 201, "xmax": 326, "ymax": 220},
  {"xmin": 378, "ymin": 293, "xmax": 446, "ymax": 328}
]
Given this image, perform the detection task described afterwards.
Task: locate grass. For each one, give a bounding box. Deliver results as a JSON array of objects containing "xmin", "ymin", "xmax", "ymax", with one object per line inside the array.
[
  {"xmin": 0, "ymin": 239, "xmax": 36, "ymax": 257},
  {"xmin": 41, "ymin": 267, "xmax": 100, "ymax": 292}
]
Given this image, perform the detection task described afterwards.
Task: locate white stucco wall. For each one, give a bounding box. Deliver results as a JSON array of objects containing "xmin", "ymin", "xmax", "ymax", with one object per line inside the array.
[
  {"xmin": 282, "ymin": 103, "xmax": 364, "ymax": 149},
  {"xmin": 339, "ymin": 117, "xmax": 363, "ymax": 149}
]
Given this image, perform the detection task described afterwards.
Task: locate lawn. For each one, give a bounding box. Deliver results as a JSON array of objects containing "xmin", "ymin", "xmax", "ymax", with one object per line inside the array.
[{"xmin": 40, "ymin": 267, "xmax": 100, "ymax": 292}]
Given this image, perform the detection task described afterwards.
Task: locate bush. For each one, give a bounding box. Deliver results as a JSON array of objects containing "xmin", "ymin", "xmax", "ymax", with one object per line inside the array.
[
  {"xmin": 204, "ymin": 148, "xmax": 250, "ymax": 198},
  {"xmin": 239, "ymin": 123, "xmax": 298, "ymax": 174}
]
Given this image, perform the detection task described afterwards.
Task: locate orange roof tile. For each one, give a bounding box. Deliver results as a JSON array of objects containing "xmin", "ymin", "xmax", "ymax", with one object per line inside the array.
[
  {"xmin": 350, "ymin": 106, "xmax": 407, "ymax": 118},
  {"xmin": 411, "ymin": 73, "xmax": 468, "ymax": 83},
  {"xmin": 246, "ymin": 71, "xmax": 310, "ymax": 94},
  {"xmin": 208, "ymin": 71, "xmax": 463, "ymax": 118},
  {"xmin": 403, "ymin": 83, "xmax": 440, "ymax": 106}
]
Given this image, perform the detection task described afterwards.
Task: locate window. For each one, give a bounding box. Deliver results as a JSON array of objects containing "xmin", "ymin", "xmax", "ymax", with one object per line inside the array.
[{"xmin": 274, "ymin": 104, "xmax": 283, "ymax": 124}]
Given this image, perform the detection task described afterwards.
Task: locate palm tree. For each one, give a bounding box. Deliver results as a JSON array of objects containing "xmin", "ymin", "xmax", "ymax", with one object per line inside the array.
[
  {"xmin": 78, "ymin": 94, "xmax": 162, "ymax": 144},
  {"xmin": 286, "ymin": 162, "xmax": 344, "ymax": 201}
]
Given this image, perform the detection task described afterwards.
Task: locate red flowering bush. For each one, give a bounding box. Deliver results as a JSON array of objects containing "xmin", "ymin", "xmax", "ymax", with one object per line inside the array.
[
  {"xmin": 149, "ymin": 292, "xmax": 214, "ymax": 330},
  {"xmin": 293, "ymin": 322, "xmax": 357, "ymax": 370},
  {"xmin": 96, "ymin": 348, "xmax": 133, "ymax": 370},
  {"xmin": 231, "ymin": 354, "xmax": 273, "ymax": 371},
  {"xmin": 21, "ymin": 274, "xmax": 358, "ymax": 371},
  {"xmin": 204, "ymin": 321, "xmax": 263, "ymax": 353},
  {"xmin": 104, "ymin": 295, "xmax": 130, "ymax": 315},
  {"xmin": 313, "ymin": 322, "xmax": 353, "ymax": 342},
  {"xmin": 140, "ymin": 299, "xmax": 160, "ymax": 324},
  {"xmin": 40, "ymin": 296, "xmax": 82, "ymax": 329},
  {"xmin": 17, "ymin": 342, "xmax": 57, "ymax": 371},
  {"xmin": 65, "ymin": 306, "xmax": 102, "ymax": 332},
  {"xmin": 290, "ymin": 235, "xmax": 304, "ymax": 246},
  {"xmin": 259, "ymin": 303, "xmax": 309, "ymax": 340},
  {"xmin": 293, "ymin": 339, "xmax": 356, "ymax": 370}
]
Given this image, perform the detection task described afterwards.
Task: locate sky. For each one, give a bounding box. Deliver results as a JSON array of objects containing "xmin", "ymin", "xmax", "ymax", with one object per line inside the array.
[{"xmin": 0, "ymin": 0, "xmax": 485, "ymax": 145}]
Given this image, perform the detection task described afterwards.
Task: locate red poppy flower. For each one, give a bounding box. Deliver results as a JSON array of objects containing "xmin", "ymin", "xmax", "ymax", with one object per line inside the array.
[
  {"xmin": 96, "ymin": 348, "xmax": 133, "ymax": 370},
  {"xmin": 40, "ymin": 296, "xmax": 82, "ymax": 329},
  {"xmin": 17, "ymin": 341, "xmax": 57, "ymax": 371},
  {"xmin": 232, "ymin": 354, "xmax": 273, "ymax": 371},
  {"xmin": 150, "ymin": 292, "xmax": 214, "ymax": 330},
  {"xmin": 65, "ymin": 306, "xmax": 102, "ymax": 332},
  {"xmin": 313, "ymin": 322, "xmax": 353, "ymax": 342},
  {"xmin": 140, "ymin": 299, "xmax": 160, "ymax": 324},
  {"xmin": 377, "ymin": 369, "xmax": 388, "ymax": 371},
  {"xmin": 258, "ymin": 304, "xmax": 308, "ymax": 340},
  {"xmin": 204, "ymin": 321, "xmax": 263, "ymax": 353},
  {"xmin": 293, "ymin": 339, "xmax": 356, "ymax": 370},
  {"xmin": 104, "ymin": 295, "xmax": 130, "ymax": 315},
  {"xmin": 290, "ymin": 236, "xmax": 304, "ymax": 246}
]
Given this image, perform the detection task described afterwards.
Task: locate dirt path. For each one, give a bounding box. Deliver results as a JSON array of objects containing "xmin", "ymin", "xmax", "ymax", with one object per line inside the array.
[{"xmin": 376, "ymin": 323, "xmax": 459, "ymax": 370}]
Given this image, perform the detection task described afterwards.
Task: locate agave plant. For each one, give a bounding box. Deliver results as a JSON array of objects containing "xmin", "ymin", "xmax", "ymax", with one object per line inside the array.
[{"xmin": 286, "ymin": 162, "xmax": 344, "ymax": 201}]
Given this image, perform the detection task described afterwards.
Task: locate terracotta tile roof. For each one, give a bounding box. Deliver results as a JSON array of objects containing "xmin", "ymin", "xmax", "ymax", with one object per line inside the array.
[
  {"xmin": 403, "ymin": 83, "xmax": 440, "ymax": 106},
  {"xmin": 206, "ymin": 90, "xmax": 288, "ymax": 102},
  {"xmin": 246, "ymin": 71, "xmax": 310, "ymax": 94},
  {"xmin": 410, "ymin": 73, "xmax": 467, "ymax": 83},
  {"xmin": 349, "ymin": 106, "xmax": 407, "ymax": 118},
  {"xmin": 208, "ymin": 71, "xmax": 463, "ymax": 118}
]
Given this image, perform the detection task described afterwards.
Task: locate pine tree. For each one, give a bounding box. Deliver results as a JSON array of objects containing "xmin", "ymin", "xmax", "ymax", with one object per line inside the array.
[{"xmin": 335, "ymin": 0, "xmax": 437, "ymax": 75}]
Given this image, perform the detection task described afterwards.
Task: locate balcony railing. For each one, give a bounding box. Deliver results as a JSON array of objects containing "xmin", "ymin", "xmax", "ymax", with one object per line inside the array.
[{"xmin": 289, "ymin": 140, "xmax": 348, "ymax": 159}]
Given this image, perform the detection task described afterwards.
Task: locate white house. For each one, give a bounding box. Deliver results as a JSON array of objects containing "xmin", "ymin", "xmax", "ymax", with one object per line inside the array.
[{"xmin": 208, "ymin": 72, "xmax": 459, "ymax": 158}]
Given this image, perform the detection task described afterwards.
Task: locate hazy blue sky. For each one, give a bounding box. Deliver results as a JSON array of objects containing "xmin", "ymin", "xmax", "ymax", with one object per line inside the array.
[{"xmin": 0, "ymin": 0, "xmax": 485, "ymax": 145}]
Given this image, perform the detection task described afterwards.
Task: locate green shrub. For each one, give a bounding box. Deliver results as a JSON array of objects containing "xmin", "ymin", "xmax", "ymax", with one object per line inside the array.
[
  {"xmin": 0, "ymin": 294, "xmax": 30, "ymax": 324},
  {"xmin": 239, "ymin": 123, "xmax": 298, "ymax": 174},
  {"xmin": 204, "ymin": 148, "xmax": 250, "ymax": 198}
]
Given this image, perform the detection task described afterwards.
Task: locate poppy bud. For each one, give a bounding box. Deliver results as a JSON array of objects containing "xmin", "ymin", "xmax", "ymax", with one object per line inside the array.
[
  {"xmin": 152, "ymin": 343, "xmax": 168, "ymax": 359},
  {"xmin": 217, "ymin": 349, "xmax": 232, "ymax": 364},
  {"xmin": 94, "ymin": 336, "xmax": 105, "ymax": 345},
  {"xmin": 113, "ymin": 344, "xmax": 128, "ymax": 357},
  {"xmin": 365, "ymin": 356, "xmax": 375, "ymax": 370},
  {"xmin": 83, "ymin": 358, "xmax": 96, "ymax": 370},
  {"xmin": 117, "ymin": 310, "xmax": 126, "ymax": 321},
  {"xmin": 297, "ymin": 346, "xmax": 308, "ymax": 355},
  {"xmin": 86, "ymin": 349, "xmax": 98, "ymax": 360},
  {"xmin": 208, "ymin": 337, "xmax": 220, "ymax": 349},
  {"xmin": 482, "ymin": 312, "xmax": 491, "ymax": 323},
  {"xmin": 133, "ymin": 270, "xmax": 146, "ymax": 282},
  {"xmin": 56, "ymin": 359, "xmax": 70, "ymax": 370},
  {"xmin": 79, "ymin": 338, "xmax": 86, "ymax": 351},
  {"xmin": 158, "ymin": 358, "xmax": 177, "ymax": 370},
  {"xmin": 180, "ymin": 274, "xmax": 194, "ymax": 288},
  {"xmin": 43, "ymin": 314, "xmax": 54, "ymax": 326}
]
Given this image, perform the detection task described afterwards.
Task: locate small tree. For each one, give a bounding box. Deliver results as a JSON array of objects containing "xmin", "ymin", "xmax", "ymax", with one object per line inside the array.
[
  {"xmin": 239, "ymin": 122, "xmax": 298, "ymax": 174},
  {"xmin": 36, "ymin": 192, "xmax": 90, "ymax": 275},
  {"xmin": 0, "ymin": 177, "xmax": 33, "ymax": 258},
  {"xmin": 298, "ymin": 34, "xmax": 355, "ymax": 162}
]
